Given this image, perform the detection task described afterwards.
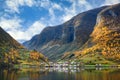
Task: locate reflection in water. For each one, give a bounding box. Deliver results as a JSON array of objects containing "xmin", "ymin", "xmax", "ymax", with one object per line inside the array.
[{"xmin": 0, "ymin": 67, "xmax": 120, "ymax": 80}]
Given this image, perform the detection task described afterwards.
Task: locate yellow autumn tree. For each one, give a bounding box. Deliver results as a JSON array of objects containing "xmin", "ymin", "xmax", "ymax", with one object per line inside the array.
[
  {"xmin": 29, "ymin": 50, "xmax": 48, "ymax": 63},
  {"xmin": 4, "ymin": 48, "xmax": 20, "ymax": 64}
]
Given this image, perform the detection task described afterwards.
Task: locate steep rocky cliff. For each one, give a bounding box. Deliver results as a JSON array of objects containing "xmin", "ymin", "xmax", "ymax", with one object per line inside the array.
[{"xmin": 23, "ymin": 6, "xmax": 107, "ymax": 60}]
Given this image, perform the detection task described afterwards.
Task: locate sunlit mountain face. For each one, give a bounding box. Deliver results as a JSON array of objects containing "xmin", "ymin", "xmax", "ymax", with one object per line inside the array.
[{"xmin": 0, "ymin": 0, "xmax": 120, "ymax": 43}]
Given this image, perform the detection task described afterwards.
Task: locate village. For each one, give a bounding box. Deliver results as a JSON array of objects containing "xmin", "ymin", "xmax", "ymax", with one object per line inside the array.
[
  {"xmin": 45, "ymin": 61, "xmax": 81, "ymax": 67},
  {"xmin": 40, "ymin": 61, "xmax": 119, "ymax": 68},
  {"xmin": 43, "ymin": 61, "xmax": 104, "ymax": 67},
  {"xmin": 38, "ymin": 61, "xmax": 108, "ymax": 73}
]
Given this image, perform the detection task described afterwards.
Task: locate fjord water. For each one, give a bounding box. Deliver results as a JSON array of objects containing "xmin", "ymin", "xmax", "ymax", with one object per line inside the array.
[{"xmin": 0, "ymin": 67, "xmax": 120, "ymax": 80}]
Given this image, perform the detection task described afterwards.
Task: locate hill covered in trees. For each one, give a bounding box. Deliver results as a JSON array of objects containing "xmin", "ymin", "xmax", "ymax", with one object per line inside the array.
[{"xmin": 0, "ymin": 27, "xmax": 48, "ymax": 67}]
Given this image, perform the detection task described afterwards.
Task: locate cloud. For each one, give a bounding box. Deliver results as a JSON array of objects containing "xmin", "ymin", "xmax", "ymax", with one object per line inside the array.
[
  {"xmin": 52, "ymin": 3, "xmax": 63, "ymax": 10},
  {"xmin": 36, "ymin": 0, "xmax": 63, "ymax": 26},
  {"xmin": 5, "ymin": 0, "xmax": 35, "ymax": 13},
  {"xmin": 60, "ymin": 0, "xmax": 92, "ymax": 22},
  {"xmin": 37, "ymin": 0, "xmax": 50, "ymax": 8},
  {"xmin": 48, "ymin": 3, "xmax": 63, "ymax": 25},
  {"xmin": 10, "ymin": 20, "xmax": 45, "ymax": 42},
  {"xmin": 0, "ymin": 16, "xmax": 46, "ymax": 42},
  {"xmin": 0, "ymin": 16, "xmax": 22, "ymax": 30},
  {"xmin": 0, "ymin": 0, "xmax": 46, "ymax": 42},
  {"xmin": 103, "ymin": 0, "xmax": 120, "ymax": 5},
  {"xmin": 25, "ymin": 21, "xmax": 45, "ymax": 40},
  {"xmin": 0, "ymin": 16, "xmax": 24, "ymax": 41}
]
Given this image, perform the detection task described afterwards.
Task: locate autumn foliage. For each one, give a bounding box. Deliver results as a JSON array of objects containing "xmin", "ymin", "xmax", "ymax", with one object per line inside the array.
[
  {"xmin": 4, "ymin": 48, "xmax": 20, "ymax": 64},
  {"xmin": 29, "ymin": 50, "xmax": 48, "ymax": 63},
  {"xmin": 30, "ymin": 51, "xmax": 40, "ymax": 61}
]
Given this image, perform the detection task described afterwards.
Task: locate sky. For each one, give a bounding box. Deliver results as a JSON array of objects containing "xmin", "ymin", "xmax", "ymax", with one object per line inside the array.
[{"xmin": 0, "ymin": 0, "xmax": 120, "ymax": 43}]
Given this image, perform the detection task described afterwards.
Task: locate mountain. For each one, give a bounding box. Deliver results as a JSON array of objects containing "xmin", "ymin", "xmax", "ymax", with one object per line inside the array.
[
  {"xmin": 23, "ymin": 6, "xmax": 107, "ymax": 60},
  {"xmin": 62, "ymin": 3, "xmax": 120, "ymax": 64}
]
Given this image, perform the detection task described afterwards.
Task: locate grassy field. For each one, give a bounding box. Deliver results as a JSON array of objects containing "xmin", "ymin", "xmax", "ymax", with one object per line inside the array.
[{"xmin": 76, "ymin": 53, "xmax": 118, "ymax": 65}]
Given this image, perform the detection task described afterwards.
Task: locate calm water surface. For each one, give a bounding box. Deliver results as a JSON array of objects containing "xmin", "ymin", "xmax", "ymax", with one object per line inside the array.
[{"xmin": 0, "ymin": 67, "xmax": 120, "ymax": 80}]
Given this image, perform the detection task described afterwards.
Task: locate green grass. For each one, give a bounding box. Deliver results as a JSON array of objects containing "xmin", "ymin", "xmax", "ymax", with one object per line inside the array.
[{"xmin": 77, "ymin": 53, "xmax": 118, "ymax": 65}]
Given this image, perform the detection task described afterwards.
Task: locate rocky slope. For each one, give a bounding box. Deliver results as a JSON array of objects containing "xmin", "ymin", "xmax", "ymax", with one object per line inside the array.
[{"xmin": 23, "ymin": 6, "xmax": 107, "ymax": 60}]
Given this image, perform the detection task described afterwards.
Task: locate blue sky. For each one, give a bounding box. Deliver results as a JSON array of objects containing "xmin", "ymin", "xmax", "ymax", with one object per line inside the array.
[{"xmin": 0, "ymin": 0, "xmax": 120, "ymax": 43}]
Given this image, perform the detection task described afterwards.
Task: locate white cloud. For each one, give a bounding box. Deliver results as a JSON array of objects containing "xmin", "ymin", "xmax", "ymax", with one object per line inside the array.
[
  {"xmin": 5, "ymin": 0, "xmax": 35, "ymax": 13},
  {"xmin": 0, "ymin": 17, "xmax": 22, "ymax": 30},
  {"xmin": 0, "ymin": 0, "xmax": 48, "ymax": 42},
  {"xmin": 11, "ymin": 20, "xmax": 45, "ymax": 42},
  {"xmin": 36, "ymin": 0, "xmax": 63, "ymax": 26},
  {"xmin": 0, "ymin": 17, "xmax": 46, "ymax": 42},
  {"xmin": 52, "ymin": 3, "xmax": 63, "ymax": 10},
  {"xmin": 61, "ymin": 0, "xmax": 92, "ymax": 22},
  {"xmin": 48, "ymin": 3, "xmax": 63, "ymax": 25},
  {"xmin": 37, "ymin": 0, "xmax": 50, "ymax": 8},
  {"xmin": 25, "ymin": 21, "xmax": 45, "ymax": 39},
  {"xmin": 0, "ymin": 16, "xmax": 24, "ymax": 41},
  {"xmin": 103, "ymin": 0, "xmax": 120, "ymax": 5},
  {"xmin": 5, "ymin": 0, "xmax": 19, "ymax": 13},
  {"xmin": 0, "ymin": 0, "xmax": 47, "ymax": 42}
]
